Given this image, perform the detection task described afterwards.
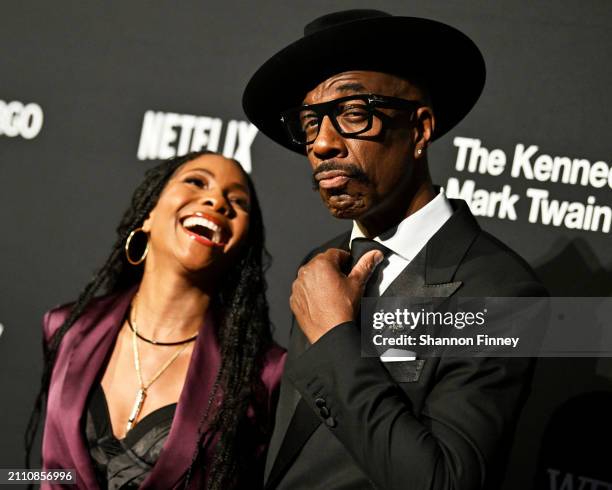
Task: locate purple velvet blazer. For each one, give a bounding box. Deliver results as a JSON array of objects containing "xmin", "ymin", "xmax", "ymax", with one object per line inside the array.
[{"xmin": 41, "ymin": 288, "xmax": 286, "ymax": 489}]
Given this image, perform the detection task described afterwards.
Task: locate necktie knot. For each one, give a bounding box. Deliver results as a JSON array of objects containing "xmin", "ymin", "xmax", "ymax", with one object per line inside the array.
[
  {"xmin": 349, "ymin": 238, "xmax": 392, "ymax": 297},
  {"xmin": 350, "ymin": 238, "xmax": 392, "ymax": 267}
]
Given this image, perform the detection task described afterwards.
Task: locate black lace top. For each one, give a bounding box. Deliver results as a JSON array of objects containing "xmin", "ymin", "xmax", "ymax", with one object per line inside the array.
[{"xmin": 84, "ymin": 384, "xmax": 177, "ymax": 489}]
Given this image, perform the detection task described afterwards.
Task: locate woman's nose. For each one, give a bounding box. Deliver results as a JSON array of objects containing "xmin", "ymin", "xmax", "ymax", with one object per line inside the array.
[{"xmin": 202, "ymin": 194, "xmax": 229, "ymax": 215}]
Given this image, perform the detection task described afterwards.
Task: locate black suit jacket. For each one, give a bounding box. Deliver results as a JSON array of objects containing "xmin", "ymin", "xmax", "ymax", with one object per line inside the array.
[{"xmin": 264, "ymin": 199, "xmax": 547, "ymax": 490}]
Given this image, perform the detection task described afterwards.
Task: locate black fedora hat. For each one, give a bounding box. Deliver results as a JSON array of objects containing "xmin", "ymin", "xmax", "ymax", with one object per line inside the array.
[{"xmin": 242, "ymin": 9, "xmax": 486, "ymax": 154}]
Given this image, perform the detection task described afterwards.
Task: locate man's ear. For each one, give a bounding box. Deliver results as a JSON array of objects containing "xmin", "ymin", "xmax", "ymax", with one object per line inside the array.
[{"xmin": 413, "ymin": 106, "xmax": 435, "ymax": 159}]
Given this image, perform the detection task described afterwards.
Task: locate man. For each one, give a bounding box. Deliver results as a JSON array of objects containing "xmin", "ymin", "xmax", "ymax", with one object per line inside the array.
[{"xmin": 243, "ymin": 9, "xmax": 546, "ymax": 490}]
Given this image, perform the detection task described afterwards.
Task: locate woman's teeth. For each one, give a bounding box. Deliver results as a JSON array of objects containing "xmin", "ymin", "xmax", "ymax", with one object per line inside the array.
[{"xmin": 183, "ymin": 216, "xmax": 222, "ymax": 244}]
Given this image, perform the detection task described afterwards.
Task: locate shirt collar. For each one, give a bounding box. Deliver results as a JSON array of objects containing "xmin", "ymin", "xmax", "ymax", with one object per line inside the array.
[{"xmin": 349, "ymin": 189, "xmax": 453, "ymax": 262}]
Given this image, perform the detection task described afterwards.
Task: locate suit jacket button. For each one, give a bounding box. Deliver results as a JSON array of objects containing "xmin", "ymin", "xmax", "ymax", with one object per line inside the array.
[
  {"xmin": 315, "ymin": 397, "xmax": 326, "ymax": 408},
  {"xmin": 319, "ymin": 406, "xmax": 330, "ymax": 418},
  {"xmin": 325, "ymin": 416, "xmax": 337, "ymax": 428}
]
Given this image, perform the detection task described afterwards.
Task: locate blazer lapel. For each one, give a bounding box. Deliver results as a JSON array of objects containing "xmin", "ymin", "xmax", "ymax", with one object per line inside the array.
[
  {"xmin": 265, "ymin": 233, "xmax": 350, "ymax": 487},
  {"xmin": 382, "ymin": 247, "xmax": 462, "ymax": 299},
  {"xmin": 383, "ymin": 199, "xmax": 481, "ymax": 298},
  {"xmin": 264, "ymin": 320, "xmax": 309, "ymax": 481},
  {"xmin": 142, "ymin": 309, "xmax": 220, "ymax": 489},
  {"xmin": 59, "ymin": 289, "xmax": 135, "ymax": 489},
  {"xmin": 264, "ymin": 327, "xmax": 317, "ymax": 489},
  {"xmin": 425, "ymin": 198, "xmax": 481, "ymax": 286}
]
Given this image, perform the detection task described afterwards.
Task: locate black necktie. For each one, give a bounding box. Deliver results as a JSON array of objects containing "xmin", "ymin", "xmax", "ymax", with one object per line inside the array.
[{"xmin": 349, "ymin": 238, "xmax": 392, "ymax": 297}]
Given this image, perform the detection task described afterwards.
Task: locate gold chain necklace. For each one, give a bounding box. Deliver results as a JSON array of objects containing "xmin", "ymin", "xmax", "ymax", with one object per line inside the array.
[{"xmin": 126, "ymin": 303, "xmax": 190, "ymax": 433}]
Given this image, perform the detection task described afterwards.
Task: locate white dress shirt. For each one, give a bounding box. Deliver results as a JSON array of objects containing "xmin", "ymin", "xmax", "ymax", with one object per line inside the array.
[{"xmin": 350, "ymin": 189, "xmax": 454, "ymax": 295}]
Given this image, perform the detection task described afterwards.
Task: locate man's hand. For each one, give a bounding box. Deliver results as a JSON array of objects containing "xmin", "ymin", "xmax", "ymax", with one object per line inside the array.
[{"xmin": 290, "ymin": 248, "xmax": 384, "ymax": 344}]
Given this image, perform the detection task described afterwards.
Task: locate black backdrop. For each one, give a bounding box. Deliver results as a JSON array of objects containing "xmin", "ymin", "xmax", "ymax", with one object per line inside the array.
[{"xmin": 1, "ymin": 1, "xmax": 610, "ymax": 488}]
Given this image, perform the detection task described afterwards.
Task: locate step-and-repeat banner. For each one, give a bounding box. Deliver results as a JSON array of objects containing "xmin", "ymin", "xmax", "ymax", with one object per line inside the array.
[{"xmin": 0, "ymin": 2, "xmax": 610, "ymax": 488}]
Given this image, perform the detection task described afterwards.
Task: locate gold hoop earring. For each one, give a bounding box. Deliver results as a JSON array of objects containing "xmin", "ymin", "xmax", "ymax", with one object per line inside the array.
[{"xmin": 125, "ymin": 228, "xmax": 149, "ymax": 265}]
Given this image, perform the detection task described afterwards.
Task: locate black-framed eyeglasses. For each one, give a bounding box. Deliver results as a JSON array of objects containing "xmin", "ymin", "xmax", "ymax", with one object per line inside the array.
[{"xmin": 280, "ymin": 94, "xmax": 423, "ymax": 146}]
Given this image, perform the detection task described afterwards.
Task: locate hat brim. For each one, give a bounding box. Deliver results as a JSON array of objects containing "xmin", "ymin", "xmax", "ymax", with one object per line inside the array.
[{"xmin": 243, "ymin": 16, "xmax": 486, "ymax": 154}]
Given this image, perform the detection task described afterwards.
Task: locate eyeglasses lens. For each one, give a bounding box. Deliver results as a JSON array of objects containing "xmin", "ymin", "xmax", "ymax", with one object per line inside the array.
[{"xmin": 287, "ymin": 98, "xmax": 380, "ymax": 145}]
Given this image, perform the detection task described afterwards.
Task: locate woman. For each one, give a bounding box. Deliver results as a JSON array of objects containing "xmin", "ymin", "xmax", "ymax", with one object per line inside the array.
[{"xmin": 26, "ymin": 151, "xmax": 286, "ymax": 489}]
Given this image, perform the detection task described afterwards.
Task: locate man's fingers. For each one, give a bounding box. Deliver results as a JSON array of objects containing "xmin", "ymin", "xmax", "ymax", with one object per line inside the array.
[
  {"xmin": 314, "ymin": 248, "xmax": 351, "ymax": 268},
  {"xmin": 327, "ymin": 247, "xmax": 352, "ymax": 261},
  {"xmin": 348, "ymin": 250, "xmax": 384, "ymax": 286}
]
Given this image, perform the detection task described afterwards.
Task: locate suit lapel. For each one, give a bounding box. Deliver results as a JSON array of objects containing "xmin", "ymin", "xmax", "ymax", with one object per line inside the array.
[
  {"xmin": 142, "ymin": 309, "xmax": 220, "ymax": 489},
  {"xmin": 265, "ymin": 233, "xmax": 350, "ymax": 487},
  {"xmin": 60, "ymin": 289, "xmax": 135, "ymax": 489},
  {"xmin": 425, "ymin": 199, "xmax": 481, "ymax": 286},
  {"xmin": 264, "ymin": 319, "xmax": 310, "ymax": 481},
  {"xmin": 383, "ymin": 199, "xmax": 480, "ymax": 298},
  {"xmin": 382, "ymin": 246, "xmax": 462, "ymax": 298}
]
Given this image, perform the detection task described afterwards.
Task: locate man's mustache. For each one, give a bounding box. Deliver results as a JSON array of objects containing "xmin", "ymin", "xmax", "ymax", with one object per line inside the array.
[{"xmin": 311, "ymin": 161, "xmax": 370, "ymax": 190}]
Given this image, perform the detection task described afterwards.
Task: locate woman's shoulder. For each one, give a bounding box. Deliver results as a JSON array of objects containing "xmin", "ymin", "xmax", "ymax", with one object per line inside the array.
[
  {"xmin": 263, "ymin": 341, "xmax": 286, "ymax": 364},
  {"xmin": 259, "ymin": 341, "xmax": 287, "ymax": 390},
  {"xmin": 42, "ymin": 290, "xmax": 129, "ymax": 343},
  {"xmin": 42, "ymin": 301, "xmax": 75, "ymax": 342}
]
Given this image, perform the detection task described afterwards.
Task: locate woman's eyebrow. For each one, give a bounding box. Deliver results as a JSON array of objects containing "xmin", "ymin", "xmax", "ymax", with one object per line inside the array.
[
  {"xmin": 183, "ymin": 167, "xmax": 215, "ymax": 178},
  {"xmin": 184, "ymin": 167, "xmax": 250, "ymax": 195},
  {"xmin": 227, "ymin": 182, "xmax": 250, "ymax": 195}
]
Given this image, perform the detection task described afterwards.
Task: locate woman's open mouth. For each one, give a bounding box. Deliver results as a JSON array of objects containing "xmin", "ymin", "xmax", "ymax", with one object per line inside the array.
[{"xmin": 181, "ymin": 214, "xmax": 227, "ymax": 247}]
